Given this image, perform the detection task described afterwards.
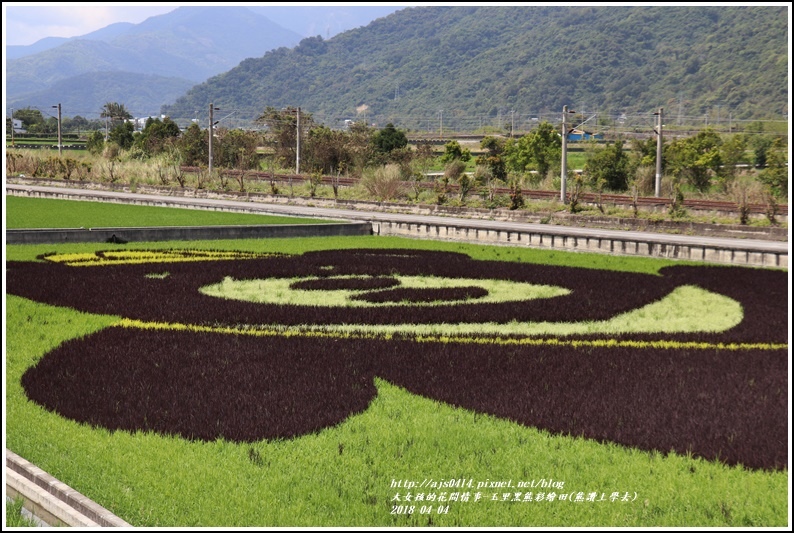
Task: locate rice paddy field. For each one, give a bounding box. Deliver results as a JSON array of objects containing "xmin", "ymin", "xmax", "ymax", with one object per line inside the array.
[
  {"xmin": 4, "ymin": 198, "xmax": 791, "ymax": 527},
  {"xmin": 5, "ymin": 196, "xmax": 333, "ymax": 228}
]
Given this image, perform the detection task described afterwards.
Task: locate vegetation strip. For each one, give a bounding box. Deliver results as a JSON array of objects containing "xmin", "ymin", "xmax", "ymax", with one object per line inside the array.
[
  {"xmin": 115, "ymin": 318, "xmax": 785, "ymax": 351},
  {"xmin": 42, "ymin": 248, "xmax": 281, "ymax": 266}
]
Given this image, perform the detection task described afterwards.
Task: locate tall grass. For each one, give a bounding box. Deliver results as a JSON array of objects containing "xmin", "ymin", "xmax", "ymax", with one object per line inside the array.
[{"xmin": 4, "ymin": 498, "xmax": 40, "ymax": 527}]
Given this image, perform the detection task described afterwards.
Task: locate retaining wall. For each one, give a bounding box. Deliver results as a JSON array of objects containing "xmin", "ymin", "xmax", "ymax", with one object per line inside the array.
[{"xmin": 370, "ymin": 220, "xmax": 788, "ymax": 269}]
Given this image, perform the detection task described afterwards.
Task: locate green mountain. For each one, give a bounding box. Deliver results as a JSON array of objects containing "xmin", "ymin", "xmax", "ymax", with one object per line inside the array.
[
  {"xmin": 6, "ymin": 72, "xmax": 195, "ymax": 119},
  {"xmin": 162, "ymin": 5, "xmax": 788, "ymax": 128},
  {"xmin": 6, "ymin": 6, "xmax": 303, "ymax": 117}
]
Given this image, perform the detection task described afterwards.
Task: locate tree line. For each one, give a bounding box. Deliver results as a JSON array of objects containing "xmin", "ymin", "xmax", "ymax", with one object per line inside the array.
[{"xmin": 8, "ymin": 102, "xmax": 787, "ymax": 220}]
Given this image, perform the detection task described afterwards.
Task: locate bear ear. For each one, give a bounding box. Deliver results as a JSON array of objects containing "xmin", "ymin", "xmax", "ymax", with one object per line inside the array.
[{"xmin": 22, "ymin": 326, "xmax": 378, "ymax": 442}]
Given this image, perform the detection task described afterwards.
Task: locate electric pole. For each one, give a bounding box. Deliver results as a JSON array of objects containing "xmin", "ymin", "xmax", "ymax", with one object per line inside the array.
[
  {"xmin": 296, "ymin": 107, "xmax": 300, "ymax": 175},
  {"xmin": 654, "ymin": 107, "xmax": 663, "ymax": 198},
  {"xmin": 560, "ymin": 105, "xmax": 574, "ymax": 204},
  {"xmin": 52, "ymin": 103, "xmax": 62, "ymax": 156},
  {"xmin": 209, "ymin": 103, "xmax": 219, "ymax": 176},
  {"xmin": 439, "ymin": 109, "xmax": 443, "ymax": 139}
]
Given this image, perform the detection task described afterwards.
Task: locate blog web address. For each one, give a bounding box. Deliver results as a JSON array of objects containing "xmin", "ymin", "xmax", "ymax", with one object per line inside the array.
[{"xmin": 389, "ymin": 478, "xmax": 639, "ymax": 516}]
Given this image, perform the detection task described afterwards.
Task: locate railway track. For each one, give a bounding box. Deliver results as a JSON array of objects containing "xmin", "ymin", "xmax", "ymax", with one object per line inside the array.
[{"xmin": 181, "ymin": 167, "xmax": 787, "ymax": 217}]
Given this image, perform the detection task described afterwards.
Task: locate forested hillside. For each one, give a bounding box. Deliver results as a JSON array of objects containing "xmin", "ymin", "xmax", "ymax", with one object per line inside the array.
[
  {"xmin": 9, "ymin": 72, "xmax": 195, "ymax": 119},
  {"xmin": 162, "ymin": 5, "xmax": 788, "ymax": 126},
  {"xmin": 6, "ymin": 6, "xmax": 303, "ymax": 116}
]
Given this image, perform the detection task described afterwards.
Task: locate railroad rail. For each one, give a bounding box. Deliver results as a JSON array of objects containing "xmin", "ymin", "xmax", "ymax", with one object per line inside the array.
[{"xmin": 180, "ymin": 167, "xmax": 787, "ymax": 217}]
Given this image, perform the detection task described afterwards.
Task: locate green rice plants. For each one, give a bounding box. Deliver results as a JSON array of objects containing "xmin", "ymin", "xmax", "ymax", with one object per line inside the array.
[{"xmin": 6, "ymin": 196, "xmax": 334, "ymax": 229}]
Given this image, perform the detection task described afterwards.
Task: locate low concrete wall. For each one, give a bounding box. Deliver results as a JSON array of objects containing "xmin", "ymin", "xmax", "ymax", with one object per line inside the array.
[
  {"xmin": 7, "ymin": 222, "xmax": 372, "ymax": 245},
  {"xmin": 371, "ymin": 220, "xmax": 788, "ymax": 269}
]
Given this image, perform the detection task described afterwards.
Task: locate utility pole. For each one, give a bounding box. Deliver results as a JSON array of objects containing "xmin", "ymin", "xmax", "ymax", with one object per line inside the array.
[
  {"xmin": 10, "ymin": 107, "xmax": 14, "ymax": 146},
  {"xmin": 209, "ymin": 103, "xmax": 219, "ymax": 176},
  {"xmin": 52, "ymin": 103, "xmax": 62, "ymax": 156},
  {"xmin": 654, "ymin": 107, "xmax": 663, "ymax": 198},
  {"xmin": 439, "ymin": 109, "xmax": 443, "ymax": 139},
  {"xmin": 296, "ymin": 107, "xmax": 301, "ymax": 175},
  {"xmin": 510, "ymin": 109, "xmax": 515, "ymax": 138},
  {"xmin": 561, "ymin": 105, "xmax": 574, "ymax": 204}
]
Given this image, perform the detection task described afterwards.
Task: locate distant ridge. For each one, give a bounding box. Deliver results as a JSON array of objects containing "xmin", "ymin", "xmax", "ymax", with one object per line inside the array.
[{"xmin": 6, "ymin": 6, "xmax": 303, "ymax": 117}]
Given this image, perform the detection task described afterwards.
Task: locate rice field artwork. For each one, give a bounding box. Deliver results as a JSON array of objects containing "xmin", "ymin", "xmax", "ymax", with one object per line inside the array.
[{"xmin": 6, "ymin": 248, "xmax": 788, "ymax": 472}]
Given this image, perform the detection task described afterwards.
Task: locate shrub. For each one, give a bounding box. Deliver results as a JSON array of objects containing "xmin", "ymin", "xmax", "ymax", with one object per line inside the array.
[
  {"xmin": 102, "ymin": 142, "xmax": 121, "ymax": 160},
  {"xmin": 6, "ymin": 151, "xmax": 22, "ymax": 175},
  {"xmin": 86, "ymin": 131, "xmax": 105, "ymax": 155},
  {"xmin": 360, "ymin": 164, "xmax": 405, "ymax": 202},
  {"xmin": 727, "ymin": 175, "xmax": 763, "ymax": 225}
]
